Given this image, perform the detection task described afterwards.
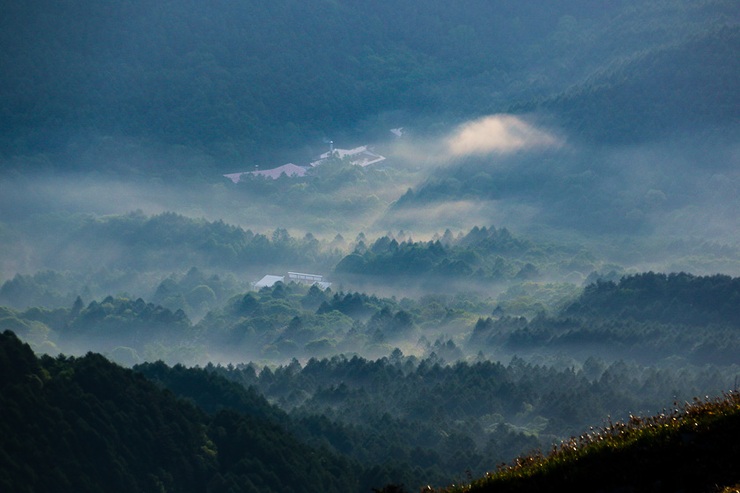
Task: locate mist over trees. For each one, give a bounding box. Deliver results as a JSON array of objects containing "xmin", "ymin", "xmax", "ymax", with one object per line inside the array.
[{"xmin": 1, "ymin": 1, "xmax": 739, "ymax": 491}]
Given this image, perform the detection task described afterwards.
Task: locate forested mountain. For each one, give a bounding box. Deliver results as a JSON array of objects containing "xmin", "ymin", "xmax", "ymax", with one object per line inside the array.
[
  {"xmin": 200, "ymin": 349, "xmax": 733, "ymax": 486},
  {"xmin": 1, "ymin": 1, "xmax": 739, "ymax": 491},
  {"xmin": 2, "ymin": 328, "xmax": 735, "ymax": 493},
  {"xmin": 564, "ymin": 271, "xmax": 740, "ymax": 326},
  {"xmin": 3, "ymin": 324, "xmax": 737, "ymax": 492},
  {"xmin": 1, "ymin": 0, "xmax": 736, "ymax": 170},
  {"xmin": 0, "ymin": 330, "xmax": 362, "ymax": 493},
  {"xmin": 0, "ymin": 280, "xmax": 478, "ymax": 364},
  {"xmin": 472, "ymin": 272, "xmax": 740, "ymax": 364},
  {"xmin": 2, "ymin": 265, "xmax": 738, "ymax": 365},
  {"xmin": 1, "ymin": 1, "xmax": 737, "ymax": 244},
  {"xmin": 0, "ymin": 211, "xmax": 340, "ymax": 287},
  {"xmin": 0, "ymin": 215, "xmax": 597, "ymax": 311},
  {"xmin": 535, "ymin": 25, "xmax": 740, "ymax": 144}
]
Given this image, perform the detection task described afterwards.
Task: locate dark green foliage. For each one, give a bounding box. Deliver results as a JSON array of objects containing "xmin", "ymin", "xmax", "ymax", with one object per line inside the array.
[
  {"xmin": 366, "ymin": 307, "xmax": 414, "ymax": 341},
  {"xmin": 63, "ymin": 212, "xmax": 338, "ymax": 272},
  {"xmin": 207, "ymin": 349, "xmax": 734, "ymax": 489},
  {"xmin": 537, "ymin": 26, "xmax": 740, "ymax": 144},
  {"xmin": 565, "ymin": 272, "xmax": 740, "ymax": 326},
  {"xmin": 61, "ymin": 296, "xmax": 192, "ymax": 351},
  {"xmin": 1, "ymin": 2, "xmax": 738, "ymax": 491},
  {"xmin": 135, "ymin": 360, "xmax": 283, "ymax": 423},
  {"xmin": 469, "ymin": 272, "xmax": 740, "ymax": 365},
  {"xmin": 2, "ymin": 266, "xmax": 738, "ymax": 490},
  {"xmin": 6, "ymin": 268, "xmax": 739, "ymax": 366},
  {"xmin": 317, "ymin": 292, "xmax": 387, "ymax": 318},
  {"xmin": 0, "ymin": 212, "xmax": 339, "ymax": 280},
  {"xmin": 0, "ymin": 331, "xmax": 214, "ymax": 492},
  {"xmin": 335, "ymin": 226, "xmax": 574, "ymax": 282},
  {"xmin": 0, "ymin": 271, "xmax": 80, "ymax": 309},
  {"xmin": 206, "ymin": 409, "xmax": 357, "ymax": 493},
  {"xmin": 151, "ymin": 267, "xmax": 241, "ymax": 319},
  {"xmin": 1, "ymin": 280, "xmax": 454, "ymax": 363},
  {"xmin": 373, "ymin": 484, "xmax": 410, "ymax": 493},
  {"xmin": 0, "ymin": 330, "xmax": 361, "ymax": 493}
]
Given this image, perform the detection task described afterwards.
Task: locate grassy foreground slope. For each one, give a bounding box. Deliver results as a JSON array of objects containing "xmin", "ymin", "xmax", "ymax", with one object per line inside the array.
[{"xmin": 442, "ymin": 393, "xmax": 740, "ymax": 493}]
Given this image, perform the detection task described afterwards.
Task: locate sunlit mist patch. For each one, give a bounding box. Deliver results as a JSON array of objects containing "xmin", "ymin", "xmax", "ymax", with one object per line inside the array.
[
  {"xmin": 446, "ymin": 114, "xmax": 559, "ymax": 157},
  {"xmin": 379, "ymin": 199, "xmax": 540, "ymax": 235}
]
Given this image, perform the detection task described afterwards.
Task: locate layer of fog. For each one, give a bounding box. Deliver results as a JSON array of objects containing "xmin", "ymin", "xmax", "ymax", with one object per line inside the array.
[
  {"xmin": 1, "ymin": 114, "xmax": 738, "ymax": 285},
  {"xmin": 392, "ymin": 114, "xmax": 562, "ymax": 166},
  {"xmin": 380, "ymin": 119, "xmax": 740, "ymax": 272}
]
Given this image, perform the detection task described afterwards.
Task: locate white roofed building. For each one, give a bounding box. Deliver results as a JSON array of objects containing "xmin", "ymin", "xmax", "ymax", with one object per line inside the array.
[
  {"xmin": 254, "ymin": 275, "xmax": 285, "ymax": 289},
  {"xmin": 224, "ymin": 163, "xmax": 307, "ymax": 183},
  {"xmin": 253, "ymin": 272, "xmax": 331, "ymax": 290},
  {"xmin": 310, "ymin": 145, "xmax": 386, "ymax": 167},
  {"xmin": 288, "ymin": 272, "xmax": 323, "ymax": 283},
  {"xmin": 224, "ymin": 142, "xmax": 386, "ymax": 183},
  {"xmin": 288, "ymin": 271, "xmax": 332, "ymax": 289}
]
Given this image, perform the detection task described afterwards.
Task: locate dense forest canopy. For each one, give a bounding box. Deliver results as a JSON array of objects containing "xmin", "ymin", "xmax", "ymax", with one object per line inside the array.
[
  {"xmin": 2, "ymin": 302, "xmax": 738, "ymax": 491},
  {"xmin": 1, "ymin": 1, "xmax": 739, "ymax": 491},
  {"xmin": 3, "ymin": 268, "xmax": 737, "ymax": 366},
  {"xmin": 1, "ymin": 0, "xmax": 737, "ymax": 169},
  {"xmin": 0, "ymin": 330, "xmax": 371, "ymax": 493}
]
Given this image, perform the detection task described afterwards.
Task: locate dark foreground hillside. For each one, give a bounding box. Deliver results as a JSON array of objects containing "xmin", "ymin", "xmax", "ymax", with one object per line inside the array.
[
  {"xmin": 442, "ymin": 393, "xmax": 740, "ymax": 493},
  {"xmin": 2, "ymin": 327, "xmax": 739, "ymax": 493},
  {"xmin": 0, "ymin": 330, "xmax": 361, "ymax": 493}
]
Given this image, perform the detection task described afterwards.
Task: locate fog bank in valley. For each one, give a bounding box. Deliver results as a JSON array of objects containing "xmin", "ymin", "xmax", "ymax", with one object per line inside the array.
[{"xmin": 1, "ymin": 115, "xmax": 738, "ymax": 286}]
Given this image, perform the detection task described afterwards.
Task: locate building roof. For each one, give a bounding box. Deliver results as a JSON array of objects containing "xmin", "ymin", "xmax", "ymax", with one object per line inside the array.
[
  {"xmin": 224, "ymin": 163, "xmax": 307, "ymax": 183},
  {"xmin": 254, "ymin": 272, "xmax": 331, "ymax": 290},
  {"xmin": 223, "ymin": 172, "xmax": 247, "ymax": 183},
  {"xmin": 288, "ymin": 271, "xmax": 323, "ymax": 281},
  {"xmin": 254, "ymin": 275, "xmax": 285, "ymax": 289},
  {"xmin": 253, "ymin": 163, "xmax": 307, "ymax": 179},
  {"xmin": 310, "ymin": 146, "xmax": 386, "ymax": 167}
]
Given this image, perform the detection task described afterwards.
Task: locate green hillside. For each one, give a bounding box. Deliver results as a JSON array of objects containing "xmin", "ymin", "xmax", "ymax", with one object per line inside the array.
[
  {"xmin": 564, "ymin": 271, "xmax": 740, "ymax": 326},
  {"xmin": 472, "ymin": 272, "xmax": 740, "ymax": 365},
  {"xmin": 536, "ymin": 25, "xmax": 740, "ymax": 144},
  {"xmin": 1, "ymin": 2, "xmax": 739, "ymax": 491},
  {"xmin": 0, "ymin": 330, "xmax": 360, "ymax": 493},
  {"xmin": 1, "ymin": 0, "xmax": 736, "ymax": 169},
  {"xmin": 442, "ymin": 392, "xmax": 740, "ymax": 493},
  {"xmin": 3, "ymin": 326, "xmax": 737, "ymax": 493}
]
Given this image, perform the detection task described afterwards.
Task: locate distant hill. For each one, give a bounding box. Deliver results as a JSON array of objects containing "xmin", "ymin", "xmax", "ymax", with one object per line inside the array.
[
  {"xmin": 564, "ymin": 272, "xmax": 740, "ymax": 326},
  {"xmin": 0, "ymin": 211, "xmax": 339, "ymax": 276},
  {"xmin": 334, "ymin": 225, "xmax": 578, "ymax": 282},
  {"xmin": 470, "ymin": 272, "xmax": 740, "ymax": 365},
  {"xmin": 534, "ymin": 26, "xmax": 740, "ymax": 144},
  {"xmin": 1, "ymin": 1, "xmax": 736, "ymax": 169}
]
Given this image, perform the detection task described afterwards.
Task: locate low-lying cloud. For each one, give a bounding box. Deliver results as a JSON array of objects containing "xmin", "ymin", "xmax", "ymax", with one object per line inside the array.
[
  {"xmin": 377, "ymin": 199, "xmax": 540, "ymax": 236},
  {"xmin": 390, "ymin": 114, "xmax": 560, "ymax": 167},
  {"xmin": 446, "ymin": 115, "xmax": 559, "ymax": 157}
]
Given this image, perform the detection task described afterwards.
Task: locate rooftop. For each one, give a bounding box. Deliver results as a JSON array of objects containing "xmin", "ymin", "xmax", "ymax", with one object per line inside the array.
[
  {"xmin": 310, "ymin": 145, "xmax": 386, "ymax": 167},
  {"xmin": 224, "ymin": 163, "xmax": 307, "ymax": 183}
]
